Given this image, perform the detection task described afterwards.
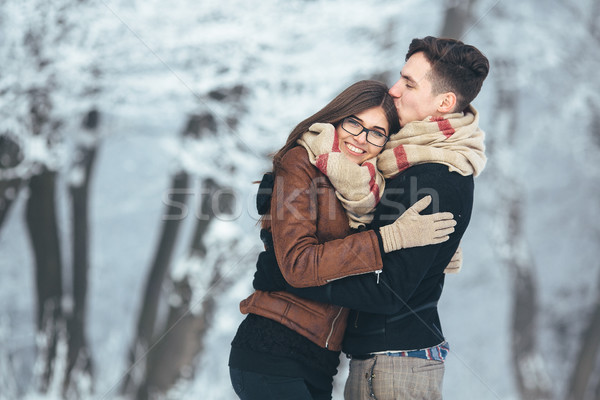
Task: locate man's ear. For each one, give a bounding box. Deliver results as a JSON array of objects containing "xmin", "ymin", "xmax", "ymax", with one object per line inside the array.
[{"xmin": 437, "ymin": 92, "xmax": 457, "ymax": 114}]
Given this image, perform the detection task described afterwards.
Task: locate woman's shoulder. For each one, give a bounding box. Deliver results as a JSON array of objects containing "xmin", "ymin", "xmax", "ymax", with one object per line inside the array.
[{"xmin": 280, "ymin": 146, "xmax": 312, "ymax": 170}]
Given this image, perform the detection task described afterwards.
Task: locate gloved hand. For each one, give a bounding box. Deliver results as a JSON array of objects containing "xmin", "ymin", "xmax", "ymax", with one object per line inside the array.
[
  {"xmin": 379, "ymin": 195, "xmax": 456, "ymax": 253},
  {"xmin": 252, "ymin": 249, "xmax": 287, "ymax": 292},
  {"xmin": 443, "ymin": 246, "xmax": 463, "ymax": 274}
]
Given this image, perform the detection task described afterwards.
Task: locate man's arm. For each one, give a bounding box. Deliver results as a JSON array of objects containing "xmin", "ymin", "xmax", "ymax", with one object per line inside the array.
[
  {"xmin": 286, "ymin": 226, "xmax": 450, "ymax": 314},
  {"xmin": 284, "ymin": 168, "xmax": 471, "ymax": 314}
]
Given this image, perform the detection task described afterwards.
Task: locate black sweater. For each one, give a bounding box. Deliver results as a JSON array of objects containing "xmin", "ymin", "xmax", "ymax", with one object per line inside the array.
[{"xmin": 286, "ymin": 163, "xmax": 474, "ymax": 355}]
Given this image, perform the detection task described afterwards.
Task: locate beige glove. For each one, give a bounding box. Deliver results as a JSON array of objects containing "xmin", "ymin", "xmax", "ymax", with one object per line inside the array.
[
  {"xmin": 443, "ymin": 246, "xmax": 462, "ymax": 274},
  {"xmin": 379, "ymin": 196, "xmax": 456, "ymax": 253}
]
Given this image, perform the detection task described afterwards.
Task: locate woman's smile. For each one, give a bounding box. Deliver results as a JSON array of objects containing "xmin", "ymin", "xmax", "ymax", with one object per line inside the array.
[{"xmin": 344, "ymin": 142, "xmax": 366, "ymax": 155}]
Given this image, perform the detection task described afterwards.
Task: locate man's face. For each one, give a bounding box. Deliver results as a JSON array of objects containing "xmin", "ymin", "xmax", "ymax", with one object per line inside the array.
[{"xmin": 389, "ymin": 52, "xmax": 445, "ymax": 127}]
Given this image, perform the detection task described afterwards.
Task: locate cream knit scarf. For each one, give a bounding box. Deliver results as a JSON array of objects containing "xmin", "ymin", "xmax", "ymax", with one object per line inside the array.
[
  {"xmin": 378, "ymin": 106, "xmax": 486, "ymax": 178},
  {"xmin": 297, "ymin": 123, "xmax": 384, "ymax": 229},
  {"xmin": 297, "ymin": 106, "xmax": 486, "ymax": 229}
]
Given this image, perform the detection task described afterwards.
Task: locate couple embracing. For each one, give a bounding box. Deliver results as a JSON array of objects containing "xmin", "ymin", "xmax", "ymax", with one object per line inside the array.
[{"xmin": 229, "ymin": 36, "xmax": 489, "ymax": 400}]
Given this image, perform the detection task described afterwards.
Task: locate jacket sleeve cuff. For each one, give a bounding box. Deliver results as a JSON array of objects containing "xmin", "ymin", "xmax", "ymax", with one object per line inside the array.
[{"xmin": 373, "ymin": 228, "xmax": 386, "ymax": 256}]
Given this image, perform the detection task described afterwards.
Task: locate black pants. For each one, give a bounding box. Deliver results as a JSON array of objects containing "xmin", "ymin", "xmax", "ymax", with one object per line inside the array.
[{"xmin": 230, "ymin": 367, "xmax": 332, "ymax": 400}]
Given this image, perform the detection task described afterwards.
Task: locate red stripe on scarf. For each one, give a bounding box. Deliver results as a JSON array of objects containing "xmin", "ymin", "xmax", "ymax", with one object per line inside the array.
[
  {"xmin": 365, "ymin": 162, "xmax": 380, "ymax": 203},
  {"xmin": 432, "ymin": 117, "xmax": 455, "ymax": 138},
  {"xmin": 316, "ymin": 154, "xmax": 329, "ymax": 175},
  {"xmin": 332, "ymin": 130, "xmax": 341, "ymax": 152},
  {"xmin": 426, "ymin": 347, "xmax": 433, "ymax": 360},
  {"xmin": 394, "ymin": 145, "xmax": 409, "ymax": 172}
]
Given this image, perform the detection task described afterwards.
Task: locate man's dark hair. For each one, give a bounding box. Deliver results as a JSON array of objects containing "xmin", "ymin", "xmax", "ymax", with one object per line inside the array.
[{"xmin": 406, "ymin": 36, "xmax": 489, "ymax": 112}]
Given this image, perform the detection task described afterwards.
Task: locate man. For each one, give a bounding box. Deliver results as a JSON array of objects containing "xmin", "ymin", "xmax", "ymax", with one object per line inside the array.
[{"xmin": 255, "ymin": 36, "xmax": 489, "ymax": 399}]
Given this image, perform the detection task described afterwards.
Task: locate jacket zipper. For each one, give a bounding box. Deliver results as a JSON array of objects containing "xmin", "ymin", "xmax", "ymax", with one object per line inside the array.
[
  {"xmin": 325, "ymin": 307, "xmax": 344, "ymax": 349},
  {"xmin": 326, "ymin": 269, "xmax": 382, "ymax": 283}
]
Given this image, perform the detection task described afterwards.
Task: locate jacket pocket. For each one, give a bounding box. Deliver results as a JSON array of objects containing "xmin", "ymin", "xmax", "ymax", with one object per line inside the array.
[
  {"xmin": 269, "ymin": 291, "xmax": 328, "ymax": 318},
  {"xmin": 412, "ymin": 360, "xmax": 444, "ymax": 373}
]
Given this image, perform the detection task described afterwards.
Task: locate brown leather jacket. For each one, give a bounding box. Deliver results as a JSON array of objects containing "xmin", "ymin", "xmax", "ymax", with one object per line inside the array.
[{"xmin": 240, "ymin": 147, "xmax": 383, "ymax": 351}]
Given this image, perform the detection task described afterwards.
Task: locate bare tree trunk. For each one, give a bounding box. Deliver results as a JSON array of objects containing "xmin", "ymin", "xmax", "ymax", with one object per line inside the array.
[
  {"xmin": 566, "ymin": 267, "xmax": 600, "ymax": 400},
  {"xmin": 0, "ymin": 134, "xmax": 25, "ymax": 234},
  {"xmin": 564, "ymin": 90, "xmax": 600, "ymax": 400},
  {"xmin": 26, "ymin": 167, "xmax": 64, "ymax": 392},
  {"xmin": 139, "ymin": 265, "xmax": 221, "ymax": 399},
  {"xmin": 125, "ymin": 86, "xmax": 245, "ymax": 397},
  {"xmin": 440, "ymin": 0, "xmax": 478, "ymax": 39},
  {"xmin": 138, "ymin": 177, "xmax": 233, "ymax": 398},
  {"xmin": 63, "ymin": 109, "xmax": 100, "ymax": 398},
  {"xmin": 506, "ymin": 200, "xmax": 552, "ymax": 400},
  {"xmin": 0, "ymin": 178, "xmax": 20, "ymax": 229},
  {"xmin": 489, "ymin": 58, "xmax": 552, "ymax": 400},
  {"xmin": 120, "ymin": 170, "xmax": 189, "ymax": 396},
  {"xmin": 120, "ymin": 114, "xmax": 217, "ymax": 396}
]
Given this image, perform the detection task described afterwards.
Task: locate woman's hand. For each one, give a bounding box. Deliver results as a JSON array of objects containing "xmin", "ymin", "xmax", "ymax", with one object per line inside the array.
[
  {"xmin": 444, "ymin": 246, "xmax": 463, "ymax": 274},
  {"xmin": 379, "ymin": 195, "xmax": 456, "ymax": 253}
]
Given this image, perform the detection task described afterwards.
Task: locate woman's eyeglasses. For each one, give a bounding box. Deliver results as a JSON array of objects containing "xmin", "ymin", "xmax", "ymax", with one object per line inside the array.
[{"xmin": 341, "ymin": 117, "xmax": 389, "ymax": 147}]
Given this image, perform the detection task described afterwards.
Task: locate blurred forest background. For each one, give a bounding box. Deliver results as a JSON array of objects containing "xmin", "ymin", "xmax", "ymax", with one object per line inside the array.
[{"xmin": 1, "ymin": 0, "xmax": 599, "ymax": 399}]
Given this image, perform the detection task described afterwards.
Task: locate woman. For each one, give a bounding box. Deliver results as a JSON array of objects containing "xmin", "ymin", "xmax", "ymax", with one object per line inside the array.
[{"xmin": 229, "ymin": 80, "xmax": 455, "ymax": 400}]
